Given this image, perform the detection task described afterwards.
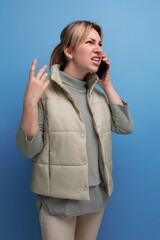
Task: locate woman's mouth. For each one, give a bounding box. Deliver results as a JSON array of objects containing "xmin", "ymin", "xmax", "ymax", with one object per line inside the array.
[{"xmin": 91, "ymin": 57, "xmax": 101, "ymax": 65}]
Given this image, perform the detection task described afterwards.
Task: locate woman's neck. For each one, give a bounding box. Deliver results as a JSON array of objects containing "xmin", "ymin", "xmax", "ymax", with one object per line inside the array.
[{"xmin": 63, "ymin": 64, "xmax": 86, "ymax": 80}]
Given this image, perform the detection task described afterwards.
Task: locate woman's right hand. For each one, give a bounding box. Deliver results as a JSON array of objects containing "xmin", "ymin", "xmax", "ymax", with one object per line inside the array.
[{"xmin": 24, "ymin": 59, "xmax": 50, "ymax": 105}]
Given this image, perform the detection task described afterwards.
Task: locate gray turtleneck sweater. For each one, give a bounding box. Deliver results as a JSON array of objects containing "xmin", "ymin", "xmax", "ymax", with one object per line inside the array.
[{"xmin": 60, "ymin": 71, "xmax": 101, "ymax": 187}]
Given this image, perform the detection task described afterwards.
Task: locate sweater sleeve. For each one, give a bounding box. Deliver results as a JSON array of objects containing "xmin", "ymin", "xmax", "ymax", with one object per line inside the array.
[
  {"xmin": 109, "ymin": 101, "xmax": 134, "ymax": 134},
  {"xmin": 16, "ymin": 100, "xmax": 44, "ymax": 158}
]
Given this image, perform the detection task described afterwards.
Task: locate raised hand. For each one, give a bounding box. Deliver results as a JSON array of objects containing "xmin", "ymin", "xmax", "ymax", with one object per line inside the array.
[
  {"xmin": 24, "ymin": 59, "xmax": 49, "ymax": 105},
  {"xmin": 21, "ymin": 59, "xmax": 50, "ymax": 140}
]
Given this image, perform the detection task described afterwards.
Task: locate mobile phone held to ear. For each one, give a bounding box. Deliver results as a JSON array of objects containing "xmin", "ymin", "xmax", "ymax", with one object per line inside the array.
[{"xmin": 96, "ymin": 61, "xmax": 109, "ymax": 79}]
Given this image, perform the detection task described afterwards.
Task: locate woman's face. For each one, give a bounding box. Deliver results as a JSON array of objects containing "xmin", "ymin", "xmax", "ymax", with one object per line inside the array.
[{"xmin": 64, "ymin": 28, "xmax": 103, "ymax": 79}]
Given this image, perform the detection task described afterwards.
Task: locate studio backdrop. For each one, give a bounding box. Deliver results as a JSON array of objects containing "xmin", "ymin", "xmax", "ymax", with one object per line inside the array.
[{"xmin": 1, "ymin": 0, "xmax": 160, "ymax": 239}]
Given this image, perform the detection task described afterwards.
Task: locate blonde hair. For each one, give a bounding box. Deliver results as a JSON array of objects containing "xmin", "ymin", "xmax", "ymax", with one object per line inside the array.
[{"xmin": 49, "ymin": 20, "xmax": 103, "ymax": 69}]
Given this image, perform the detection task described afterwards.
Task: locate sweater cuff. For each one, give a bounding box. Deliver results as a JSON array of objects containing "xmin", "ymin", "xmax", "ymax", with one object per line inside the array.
[{"xmin": 16, "ymin": 125, "xmax": 43, "ymax": 158}]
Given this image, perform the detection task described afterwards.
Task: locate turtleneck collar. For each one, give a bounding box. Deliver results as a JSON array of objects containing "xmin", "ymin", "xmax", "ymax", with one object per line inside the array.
[
  {"xmin": 60, "ymin": 71, "xmax": 86, "ymax": 90},
  {"xmin": 50, "ymin": 64, "xmax": 99, "ymax": 93}
]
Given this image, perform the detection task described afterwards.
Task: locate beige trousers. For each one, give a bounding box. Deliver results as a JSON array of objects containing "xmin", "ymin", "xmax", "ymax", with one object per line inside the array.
[{"xmin": 39, "ymin": 207, "xmax": 104, "ymax": 240}]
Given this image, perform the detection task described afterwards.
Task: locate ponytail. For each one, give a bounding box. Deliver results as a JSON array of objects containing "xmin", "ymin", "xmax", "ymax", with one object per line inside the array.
[{"xmin": 49, "ymin": 43, "xmax": 66, "ymax": 69}]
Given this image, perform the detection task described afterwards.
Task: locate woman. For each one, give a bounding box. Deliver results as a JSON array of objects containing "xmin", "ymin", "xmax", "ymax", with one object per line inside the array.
[{"xmin": 16, "ymin": 20, "xmax": 133, "ymax": 240}]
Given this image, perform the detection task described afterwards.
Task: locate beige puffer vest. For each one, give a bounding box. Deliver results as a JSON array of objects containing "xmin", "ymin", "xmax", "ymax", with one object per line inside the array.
[{"xmin": 31, "ymin": 65, "xmax": 113, "ymax": 200}]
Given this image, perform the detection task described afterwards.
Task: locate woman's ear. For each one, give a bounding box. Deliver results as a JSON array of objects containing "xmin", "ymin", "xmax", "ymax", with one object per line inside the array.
[{"xmin": 63, "ymin": 47, "xmax": 73, "ymax": 60}]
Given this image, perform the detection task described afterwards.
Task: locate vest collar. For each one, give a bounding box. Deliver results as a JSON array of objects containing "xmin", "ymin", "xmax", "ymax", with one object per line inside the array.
[{"xmin": 50, "ymin": 64, "xmax": 99, "ymax": 93}]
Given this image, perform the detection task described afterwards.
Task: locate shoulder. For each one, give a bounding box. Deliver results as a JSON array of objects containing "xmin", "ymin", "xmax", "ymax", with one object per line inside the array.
[{"xmin": 41, "ymin": 75, "xmax": 62, "ymax": 100}]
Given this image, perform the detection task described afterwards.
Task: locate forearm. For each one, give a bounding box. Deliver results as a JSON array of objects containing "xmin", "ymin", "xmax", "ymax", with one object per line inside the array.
[
  {"xmin": 103, "ymin": 83, "xmax": 123, "ymax": 105},
  {"xmin": 21, "ymin": 96, "xmax": 39, "ymax": 141}
]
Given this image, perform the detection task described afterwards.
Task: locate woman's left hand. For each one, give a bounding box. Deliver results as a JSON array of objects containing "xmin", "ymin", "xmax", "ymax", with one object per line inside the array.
[{"xmin": 97, "ymin": 54, "xmax": 112, "ymax": 90}]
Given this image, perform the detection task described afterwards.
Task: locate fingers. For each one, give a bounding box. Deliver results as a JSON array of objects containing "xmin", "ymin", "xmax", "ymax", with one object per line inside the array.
[
  {"xmin": 104, "ymin": 58, "xmax": 110, "ymax": 65},
  {"xmin": 41, "ymin": 72, "xmax": 49, "ymax": 83},
  {"xmin": 101, "ymin": 54, "xmax": 110, "ymax": 63},
  {"xmin": 36, "ymin": 64, "xmax": 48, "ymax": 80},
  {"xmin": 43, "ymin": 78, "xmax": 50, "ymax": 89},
  {"xmin": 29, "ymin": 59, "xmax": 37, "ymax": 80},
  {"xmin": 101, "ymin": 58, "xmax": 110, "ymax": 70},
  {"xmin": 101, "ymin": 52, "xmax": 110, "ymax": 63},
  {"xmin": 29, "ymin": 59, "xmax": 48, "ymax": 83}
]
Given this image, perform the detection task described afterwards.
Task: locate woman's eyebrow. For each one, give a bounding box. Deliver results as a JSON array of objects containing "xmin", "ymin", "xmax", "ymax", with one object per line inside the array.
[{"xmin": 86, "ymin": 38, "xmax": 102, "ymax": 44}]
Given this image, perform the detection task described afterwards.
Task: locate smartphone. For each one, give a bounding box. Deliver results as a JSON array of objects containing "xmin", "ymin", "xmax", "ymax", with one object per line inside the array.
[{"xmin": 96, "ymin": 61, "xmax": 109, "ymax": 79}]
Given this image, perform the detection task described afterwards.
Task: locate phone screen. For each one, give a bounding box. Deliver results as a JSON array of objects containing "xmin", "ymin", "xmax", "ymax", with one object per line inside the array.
[{"xmin": 96, "ymin": 61, "xmax": 109, "ymax": 79}]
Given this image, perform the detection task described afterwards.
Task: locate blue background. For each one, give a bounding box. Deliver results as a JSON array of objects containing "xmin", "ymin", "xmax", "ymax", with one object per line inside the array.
[{"xmin": 1, "ymin": 0, "xmax": 160, "ymax": 239}]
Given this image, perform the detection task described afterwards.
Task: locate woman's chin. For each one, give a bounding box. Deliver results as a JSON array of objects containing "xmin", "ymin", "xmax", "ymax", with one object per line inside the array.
[{"xmin": 88, "ymin": 66, "xmax": 99, "ymax": 74}]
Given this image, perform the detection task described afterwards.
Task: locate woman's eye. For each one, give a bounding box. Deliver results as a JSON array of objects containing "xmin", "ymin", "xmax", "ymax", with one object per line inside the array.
[
  {"xmin": 86, "ymin": 41, "xmax": 102, "ymax": 47},
  {"xmin": 86, "ymin": 40, "xmax": 93, "ymax": 44}
]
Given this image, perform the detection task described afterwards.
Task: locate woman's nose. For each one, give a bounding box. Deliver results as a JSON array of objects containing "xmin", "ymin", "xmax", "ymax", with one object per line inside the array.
[{"xmin": 94, "ymin": 44, "xmax": 102, "ymax": 54}]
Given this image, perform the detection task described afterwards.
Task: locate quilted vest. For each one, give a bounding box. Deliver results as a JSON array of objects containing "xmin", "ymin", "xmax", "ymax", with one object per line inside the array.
[{"xmin": 31, "ymin": 65, "xmax": 113, "ymax": 200}]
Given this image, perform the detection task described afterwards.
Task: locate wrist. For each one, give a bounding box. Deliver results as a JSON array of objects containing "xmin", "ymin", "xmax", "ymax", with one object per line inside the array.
[
  {"xmin": 24, "ymin": 94, "xmax": 38, "ymax": 107},
  {"xmin": 102, "ymin": 82, "xmax": 113, "ymax": 91}
]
